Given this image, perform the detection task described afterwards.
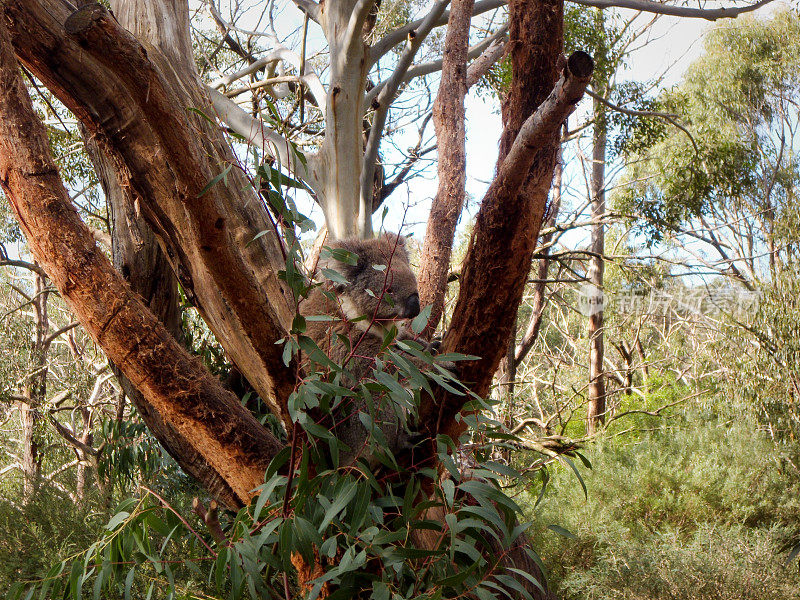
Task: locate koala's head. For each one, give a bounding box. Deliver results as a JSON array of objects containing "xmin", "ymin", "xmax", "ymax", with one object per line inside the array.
[{"xmin": 320, "ymin": 233, "xmax": 421, "ymax": 322}]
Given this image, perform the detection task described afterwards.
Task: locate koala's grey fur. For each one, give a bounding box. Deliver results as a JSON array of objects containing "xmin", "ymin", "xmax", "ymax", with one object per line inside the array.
[{"xmin": 300, "ymin": 233, "xmax": 424, "ymax": 466}]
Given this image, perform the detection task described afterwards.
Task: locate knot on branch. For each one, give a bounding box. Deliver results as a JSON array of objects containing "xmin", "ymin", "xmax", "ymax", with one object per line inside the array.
[{"xmin": 64, "ymin": 3, "xmax": 108, "ymax": 36}]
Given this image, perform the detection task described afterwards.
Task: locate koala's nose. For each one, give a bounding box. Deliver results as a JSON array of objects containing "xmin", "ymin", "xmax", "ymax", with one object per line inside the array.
[{"xmin": 404, "ymin": 293, "xmax": 420, "ymax": 318}]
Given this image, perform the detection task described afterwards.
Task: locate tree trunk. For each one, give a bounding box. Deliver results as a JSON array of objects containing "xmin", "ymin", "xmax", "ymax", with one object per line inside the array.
[
  {"xmin": 0, "ymin": 25, "xmax": 284, "ymax": 505},
  {"xmin": 418, "ymin": 0, "xmax": 474, "ymax": 335},
  {"xmin": 586, "ymin": 92, "xmax": 607, "ymax": 435},
  {"xmin": 3, "ymin": 0, "xmax": 297, "ymax": 423},
  {"xmin": 318, "ymin": 1, "xmax": 372, "ymax": 238},
  {"xmin": 515, "ymin": 150, "xmax": 563, "ymax": 365},
  {"xmin": 423, "ymin": 0, "xmax": 593, "ymax": 444},
  {"xmin": 18, "ymin": 401, "xmax": 39, "ymax": 503},
  {"xmin": 18, "ymin": 271, "xmax": 49, "ymax": 502},
  {"xmin": 83, "ymin": 76, "xmax": 241, "ymax": 507}
]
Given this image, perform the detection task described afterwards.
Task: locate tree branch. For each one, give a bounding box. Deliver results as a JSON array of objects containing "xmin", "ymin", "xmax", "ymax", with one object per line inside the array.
[
  {"xmin": 360, "ymin": 0, "xmax": 450, "ymax": 213},
  {"xmin": 289, "ymin": 0, "xmax": 321, "ymax": 23},
  {"xmin": 571, "ymin": 0, "xmax": 775, "ymax": 20},
  {"xmin": 209, "ymin": 47, "xmax": 326, "ymax": 114},
  {"xmin": 418, "ymin": 0, "xmax": 475, "ymax": 337},
  {"xmin": 206, "ymin": 87, "xmax": 315, "ymax": 185},
  {"xmin": 423, "ymin": 49, "xmax": 594, "ymax": 442},
  {"xmin": 345, "ymin": 0, "xmax": 378, "ymax": 54},
  {"xmin": 48, "ymin": 415, "xmax": 97, "ymax": 457},
  {"xmin": 364, "ymin": 25, "xmax": 508, "ymax": 109},
  {"xmin": 42, "ymin": 321, "xmax": 80, "ymax": 349},
  {"xmin": 466, "ymin": 35, "xmax": 508, "ymax": 88},
  {"xmin": 0, "ymin": 259, "xmax": 48, "ymax": 278},
  {"xmin": 370, "ymin": 0, "xmax": 504, "ymax": 65},
  {"xmin": 372, "ymin": 0, "xmax": 772, "ymax": 65},
  {"xmin": 501, "ymin": 54, "xmax": 593, "ymax": 185},
  {"xmin": 0, "ymin": 9, "xmax": 284, "ymax": 507}
]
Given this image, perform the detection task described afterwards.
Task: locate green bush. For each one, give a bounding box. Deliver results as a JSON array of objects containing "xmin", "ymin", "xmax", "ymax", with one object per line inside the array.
[
  {"xmin": 0, "ymin": 490, "xmax": 108, "ymax": 590},
  {"xmin": 526, "ymin": 415, "xmax": 800, "ymax": 600}
]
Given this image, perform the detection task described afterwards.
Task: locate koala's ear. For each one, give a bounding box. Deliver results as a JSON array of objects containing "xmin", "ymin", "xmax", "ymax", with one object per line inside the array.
[
  {"xmin": 320, "ymin": 241, "xmax": 367, "ymax": 283},
  {"xmin": 382, "ymin": 232, "xmax": 406, "ymax": 248}
]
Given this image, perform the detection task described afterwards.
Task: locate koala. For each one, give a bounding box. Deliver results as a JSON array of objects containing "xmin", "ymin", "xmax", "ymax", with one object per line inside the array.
[{"xmin": 300, "ymin": 233, "xmax": 426, "ymax": 467}]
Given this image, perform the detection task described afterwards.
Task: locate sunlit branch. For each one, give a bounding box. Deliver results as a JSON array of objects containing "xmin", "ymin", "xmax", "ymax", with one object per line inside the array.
[
  {"xmin": 344, "ymin": 0, "xmax": 378, "ymax": 54},
  {"xmin": 571, "ymin": 0, "xmax": 774, "ymax": 20},
  {"xmin": 289, "ymin": 0, "xmax": 321, "ymax": 22},
  {"xmin": 372, "ymin": 0, "xmax": 773, "ymax": 65},
  {"xmin": 364, "ymin": 25, "xmax": 508, "ymax": 109},
  {"xmin": 206, "ymin": 88, "xmax": 316, "ymax": 186},
  {"xmin": 499, "ymin": 52, "xmax": 594, "ymax": 190},
  {"xmin": 360, "ymin": 1, "xmax": 450, "ymax": 211},
  {"xmin": 209, "ymin": 47, "xmax": 326, "ymax": 115},
  {"xmin": 369, "ymin": 0, "xmax": 503, "ymax": 65},
  {"xmin": 466, "ymin": 35, "xmax": 507, "ymax": 87}
]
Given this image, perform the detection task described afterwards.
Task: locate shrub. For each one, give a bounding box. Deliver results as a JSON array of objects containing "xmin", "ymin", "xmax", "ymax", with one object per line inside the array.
[{"xmin": 526, "ymin": 415, "xmax": 800, "ymax": 600}]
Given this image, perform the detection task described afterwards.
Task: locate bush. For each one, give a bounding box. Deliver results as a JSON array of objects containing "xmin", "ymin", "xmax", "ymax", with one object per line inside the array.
[
  {"xmin": 0, "ymin": 490, "xmax": 108, "ymax": 590},
  {"xmin": 526, "ymin": 415, "xmax": 800, "ymax": 600}
]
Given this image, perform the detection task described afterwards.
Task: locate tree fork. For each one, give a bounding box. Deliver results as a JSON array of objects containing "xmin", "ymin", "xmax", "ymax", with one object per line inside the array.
[
  {"xmin": 3, "ymin": 0, "xmax": 297, "ymax": 423},
  {"xmin": 0, "ymin": 25, "xmax": 283, "ymax": 506},
  {"xmin": 424, "ymin": 15, "xmax": 593, "ymax": 442}
]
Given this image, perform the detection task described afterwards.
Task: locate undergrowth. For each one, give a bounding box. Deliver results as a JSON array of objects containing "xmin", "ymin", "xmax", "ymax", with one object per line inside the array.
[{"xmin": 526, "ymin": 414, "xmax": 800, "ymax": 600}]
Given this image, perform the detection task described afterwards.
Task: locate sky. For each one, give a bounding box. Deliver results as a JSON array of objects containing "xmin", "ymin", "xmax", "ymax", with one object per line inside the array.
[
  {"xmin": 379, "ymin": 6, "xmax": 720, "ymax": 242},
  {"xmin": 194, "ymin": 0, "xmax": 788, "ymax": 246}
]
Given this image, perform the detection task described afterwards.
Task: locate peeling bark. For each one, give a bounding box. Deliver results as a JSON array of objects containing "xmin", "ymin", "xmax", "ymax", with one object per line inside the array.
[
  {"xmin": 84, "ymin": 0, "xmax": 245, "ymax": 507},
  {"xmin": 0, "ymin": 27, "xmax": 283, "ymax": 505},
  {"xmin": 418, "ymin": 0, "xmax": 475, "ymax": 336},
  {"xmin": 2, "ymin": 0, "xmax": 297, "ymax": 424}
]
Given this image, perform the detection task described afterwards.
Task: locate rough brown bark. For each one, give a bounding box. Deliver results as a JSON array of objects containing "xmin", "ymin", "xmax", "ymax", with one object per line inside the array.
[
  {"xmin": 515, "ymin": 155, "xmax": 563, "ymax": 365},
  {"xmin": 0, "ymin": 28, "xmax": 283, "ymax": 506},
  {"xmin": 586, "ymin": 94, "xmax": 607, "ymax": 435},
  {"xmin": 2, "ymin": 0, "xmax": 296, "ymax": 424},
  {"xmin": 80, "ymin": 0, "xmax": 241, "ymax": 507},
  {"xmin": 422, "ymin": 21, "xmax": 592, "ymax": 443},
  {"xmin": 418, "ymin": 0, "xmax": 474, "ymax": 335}
]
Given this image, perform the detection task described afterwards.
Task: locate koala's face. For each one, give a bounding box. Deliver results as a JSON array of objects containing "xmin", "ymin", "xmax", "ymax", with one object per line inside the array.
[{"xmin": 321, "ymin": 233, "xmax": 421, "ymax": 322}]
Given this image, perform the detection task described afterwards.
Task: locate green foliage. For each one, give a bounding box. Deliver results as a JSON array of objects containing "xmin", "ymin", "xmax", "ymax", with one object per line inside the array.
[
  {"xmin": 607, "ymin": 82, "xmax": 668, "ymax": 158},
  {"xmin": 616, "ymin": 9, "xmax": 800, "ymax": 244},
  {"xmin": 725, "ymin": 267, "xmax": 800, "ymax": 457},
  {"xmin": 5, "ymin": 494, "xmax": 211, "ymax": 600},
  {"xmin": 0, "ymin": 490, "xmax": 110, "ymax": 592},
  {"xmin": 525, "ymin": 415, "xmax": 800, "ymax": 600},
  {"xmin": 7, "ymin": 148, "xmax": 544, "ymax": 600},
  {"xmin": 11, "ymin": 341, "xmax": 539, "ymax": 600},
  {"xmin": 564, "ymin": 7, "xmax": 624, "ymax": 84}
]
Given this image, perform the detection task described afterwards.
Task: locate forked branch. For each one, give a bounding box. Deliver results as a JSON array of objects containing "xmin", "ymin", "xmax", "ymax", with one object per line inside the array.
[
  {"xmin": 0, "ymin": 20, "xmax": 283, "ymax": 507},
  {"xmin": 422, "ymin": 50, "xmax": 594, "ymax": 442}
]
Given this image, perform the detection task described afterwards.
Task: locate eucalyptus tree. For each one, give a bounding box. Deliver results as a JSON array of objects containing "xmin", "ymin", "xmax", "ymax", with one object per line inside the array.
[
  {"xmin": 618, "ymin": 8, "xmax": 800, "ymax": 286},
  {"xmin": 616, "ymin": 7, "xmax": 800, "ymax": 462},
  {"xmin": 0, "ymin": 0, "xmax": 776, "ymax": 595}
]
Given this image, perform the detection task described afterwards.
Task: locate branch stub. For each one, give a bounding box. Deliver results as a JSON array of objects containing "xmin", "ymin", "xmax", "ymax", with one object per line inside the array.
[
  {"xmin": 64, "ymin": 3, "xmax": 107, "ymax": 36},
  {"xmin": 566, "ymin": 51, "xmax": 594, "ymax": 79}
]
